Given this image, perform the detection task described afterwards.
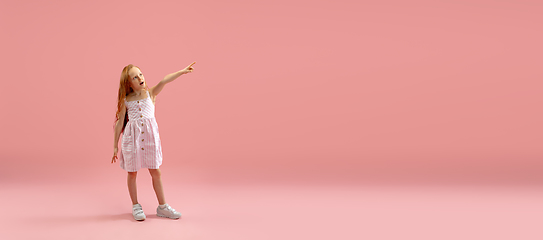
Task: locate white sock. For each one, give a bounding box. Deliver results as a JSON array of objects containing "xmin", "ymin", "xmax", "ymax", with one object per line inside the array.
[{"xmin": 159, "ymin": 203, "xmax": 167, "ymax": 208}]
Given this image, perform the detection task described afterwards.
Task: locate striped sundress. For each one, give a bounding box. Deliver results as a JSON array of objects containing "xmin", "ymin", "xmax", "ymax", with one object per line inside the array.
[{"xmin": 119, "ymin": 90, "xmax": 163, "ymax": 172}]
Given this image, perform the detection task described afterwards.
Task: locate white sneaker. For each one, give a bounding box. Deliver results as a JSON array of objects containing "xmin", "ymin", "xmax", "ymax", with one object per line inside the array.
[
  {"xmin": 156, "ymin": 203, "xmax": 182, "ymax": 219},
  {"xmin": 132, "ymin": 203, "xmax": 146, "ymax": 221}
]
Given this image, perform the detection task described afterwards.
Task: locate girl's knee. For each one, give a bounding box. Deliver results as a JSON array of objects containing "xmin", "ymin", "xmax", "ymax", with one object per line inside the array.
[{"xmin": 127, "ymin": 171, "xmax": 138, "ymax": 178}]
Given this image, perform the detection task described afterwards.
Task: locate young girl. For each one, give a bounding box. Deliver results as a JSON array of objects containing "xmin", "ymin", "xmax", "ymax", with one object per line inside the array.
[{"xmin": 111, "ymin": 62, "xmax": 196, "ymax": 221}]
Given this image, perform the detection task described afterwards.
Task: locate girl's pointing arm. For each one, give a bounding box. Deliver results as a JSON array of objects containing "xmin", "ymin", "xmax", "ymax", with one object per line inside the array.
[{"xmin": 150, "ymin": 62, "xmax": 196, "ymax": 97}]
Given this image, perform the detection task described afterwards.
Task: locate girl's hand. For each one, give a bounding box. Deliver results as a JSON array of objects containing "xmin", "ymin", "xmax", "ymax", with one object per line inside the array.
[
  {"xmin": 112, "ymin": 148, "xmax": 118, "ymax": 163},
  {"xmin": 182, "ymin": 62, "xmax": 196, "ymax": 74}
]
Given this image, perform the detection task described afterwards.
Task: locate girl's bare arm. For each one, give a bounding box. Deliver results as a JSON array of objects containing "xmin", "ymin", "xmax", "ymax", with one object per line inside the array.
[
  {"xmin": 112, "ymin": 102, "xmax": 126, "ymax": 162},
  {"xmin": 150, "ymin": 62, "xmax": 196, "ymax": 97}
]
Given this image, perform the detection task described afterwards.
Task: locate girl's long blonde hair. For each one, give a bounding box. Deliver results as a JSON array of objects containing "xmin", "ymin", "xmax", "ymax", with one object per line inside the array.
[{"xmin": 115, "ymin": 64, "xmax": 147, "ymax": 132}]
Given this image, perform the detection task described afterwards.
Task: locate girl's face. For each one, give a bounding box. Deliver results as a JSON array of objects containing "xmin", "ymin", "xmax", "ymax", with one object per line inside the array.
[{"xmin": 128, "ymin": 67, "xmax": 146, "ymax": 91}]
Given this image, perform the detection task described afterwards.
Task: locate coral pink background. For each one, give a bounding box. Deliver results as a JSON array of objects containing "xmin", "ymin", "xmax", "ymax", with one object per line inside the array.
[{"xmin": 1, "ymin": 0, "xmax": 542, "ymax": 239}]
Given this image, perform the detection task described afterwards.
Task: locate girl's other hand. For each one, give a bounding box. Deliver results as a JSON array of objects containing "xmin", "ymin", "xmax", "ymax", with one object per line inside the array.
[{"xmin": 112, "ymin": 148, "xmax": 118, "ymax": 163}]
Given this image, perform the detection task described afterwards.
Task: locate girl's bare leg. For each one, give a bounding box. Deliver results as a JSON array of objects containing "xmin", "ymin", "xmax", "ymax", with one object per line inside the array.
[
  {"xmin": 148, "ymin": 169, "xmax": 166, "ymax": 205},
  {"xmin": 127, "ymin": 171, "xmax": 138, "ymax": 205}
]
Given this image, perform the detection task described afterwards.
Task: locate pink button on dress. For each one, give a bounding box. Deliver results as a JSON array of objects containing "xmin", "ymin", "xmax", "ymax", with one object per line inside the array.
[{"xmin": 119, "ymin": 90, "xmax": 162, "ymax": 172}]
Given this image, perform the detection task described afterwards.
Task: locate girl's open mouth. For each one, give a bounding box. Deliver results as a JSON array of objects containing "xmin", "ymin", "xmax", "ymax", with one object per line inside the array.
[{"xmin": 139, "ymin": 82, "xmax": 144, "ymax": 85}]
